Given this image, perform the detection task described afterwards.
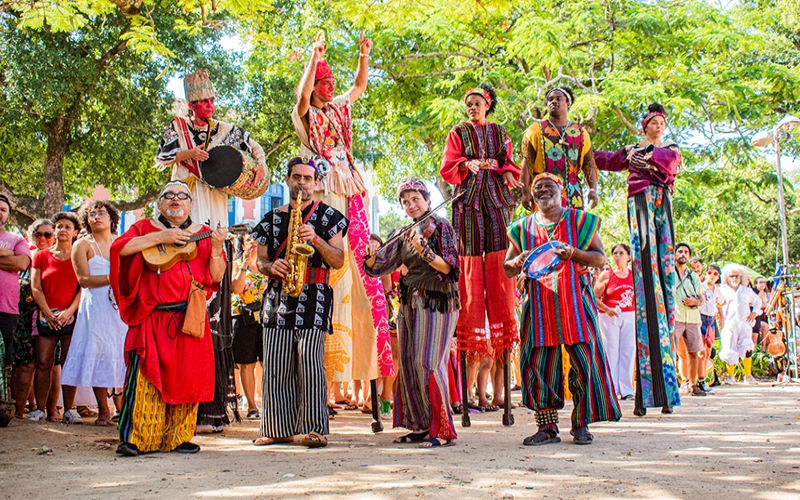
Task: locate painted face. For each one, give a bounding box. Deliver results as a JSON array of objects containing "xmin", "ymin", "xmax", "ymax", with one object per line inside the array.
[
  {"xmin": 400, "ymin": 190, "xmax": 430, "ymax": 220},
  {"xmin": 675, "ymin": 246, "xmax": 691, "ymax": 265},
  {"xmin": 32, "ymin": 224, "xmax": 55, "ymax": 250},
  {"xmin": 158, "ymin": 188, "xmax": 193, "ymax": 219},
  {"xmin": 54, "ymin": 218, "xmax": 78, "ymax": 243},
  {"xmin": 532, "ymin": 178, "xmax": 561, "ymax": 209},
  {"xmin": 546, "ymin": 91, "xmax": 570, "ymax": 117},
  {"xmin": 612, "ymin": 246, "xmax": 630, "ymax": 268},
  {"xmin": 644, "ymin": 115, "xmax": 666, "ymax": 140},
  {"xmin": 190, "ymin": 98, "xmax": 215, "ymax": 121},
  {"xmin": 286, "ymin": 163, "xmax": 319, "ymax": 201},
  {"xmin": 313, "ymin": 77, "xmax": 336, "ymax": 103},
  {"xmin": 465, "ymin": 94, "xmax": 489, "ymax": 123}
]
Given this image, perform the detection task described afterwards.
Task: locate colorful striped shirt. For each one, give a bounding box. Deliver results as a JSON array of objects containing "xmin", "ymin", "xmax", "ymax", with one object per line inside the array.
[{"xmin": 508, "ymin": 209, "xmax": 601, "ymax": 347}]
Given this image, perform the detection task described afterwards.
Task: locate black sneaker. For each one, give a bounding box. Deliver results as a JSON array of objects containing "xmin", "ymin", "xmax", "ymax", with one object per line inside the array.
[
  {"xmin": 700, "ymin": 381, "xmax": 714, "ymax": 394},
  {"xmin": 691, "ymin": 384, "xmax": 707, "ymax": 397},
  {"xmin": 116, "ymin": 442, "xmax": 139, "ymax": 457},
  {"xmin": 172, "ymin": 442, "xmax": 200, "ymax": 454}
]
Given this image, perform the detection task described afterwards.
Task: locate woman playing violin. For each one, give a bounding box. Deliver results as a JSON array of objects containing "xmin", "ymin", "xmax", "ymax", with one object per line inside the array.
[{"xmin": 364, "ymin": 179, "xmax": 460, "ymax": 448}]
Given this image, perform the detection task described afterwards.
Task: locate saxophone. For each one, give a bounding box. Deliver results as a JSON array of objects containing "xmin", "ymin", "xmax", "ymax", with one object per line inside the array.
[{"xmin": 282, "ymin": 190, "xmax": 316, "ymax": 297}]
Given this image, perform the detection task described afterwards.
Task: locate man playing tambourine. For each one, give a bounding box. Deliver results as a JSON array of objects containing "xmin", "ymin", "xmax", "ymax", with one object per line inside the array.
[{"xmin": 156, "ymin": 69, "xmax": 268, "ymax": 228}]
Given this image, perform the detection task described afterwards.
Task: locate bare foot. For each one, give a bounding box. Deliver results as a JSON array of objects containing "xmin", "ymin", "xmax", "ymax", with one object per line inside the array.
[{"xmin": 253, "ymin": 436, "xmax": 294, "ymax": 446}]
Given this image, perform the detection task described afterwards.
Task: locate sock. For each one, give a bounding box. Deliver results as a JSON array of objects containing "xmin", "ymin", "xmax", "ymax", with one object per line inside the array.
[
  {"xmin": 697, "ymin": 377, "xmax": 705, "ymax": 384},
  {"xmin": 727, "ymin": 364, "xmax": 735, "ymax": 376},
  {"xmin": 743, "ymin": 357, "xmax": 752, "ymax": 377}
]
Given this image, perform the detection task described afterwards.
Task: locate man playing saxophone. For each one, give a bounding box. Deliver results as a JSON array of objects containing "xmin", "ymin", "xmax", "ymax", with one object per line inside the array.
[{"xmin": 251, "ymin": 157, "xmax": 348, "ymax": 448}]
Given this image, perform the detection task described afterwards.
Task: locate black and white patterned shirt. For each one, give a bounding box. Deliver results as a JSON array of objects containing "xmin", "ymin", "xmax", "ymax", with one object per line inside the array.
[{"xmin": 251, "ymin": 202, "xmax": 348, "ymax": 333}]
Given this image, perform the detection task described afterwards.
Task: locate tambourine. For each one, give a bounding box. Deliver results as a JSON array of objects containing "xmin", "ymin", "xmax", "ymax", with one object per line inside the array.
[
  {"xmin": 200, "ymin": 145, "xmax": 269, "ymax": 200},
  {"xmin": 523, "ymin": 240, "xmax": 566, "ymax": 280}
]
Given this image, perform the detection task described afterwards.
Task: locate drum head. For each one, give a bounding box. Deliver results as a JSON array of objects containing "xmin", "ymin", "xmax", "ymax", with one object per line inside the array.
[
  {"xmin": 523, "ymin": 241, "xmax": 566, "ymax": 280},
  {"xmin": 200, "ymin": 145, "xmax": 243, "ymax": 188}
]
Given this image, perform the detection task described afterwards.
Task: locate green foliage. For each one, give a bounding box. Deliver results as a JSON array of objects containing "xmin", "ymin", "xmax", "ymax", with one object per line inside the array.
[
  {"xmin": 378, "ymin": 210, "xmax": 407, "ymax": 241},
  {"xmin": 2, "ymin": 0, "xmax": 800, "ymax": 275},
  {"xmin": 712, "ymin": 341, "xmax": 772, "ymax": 379}
]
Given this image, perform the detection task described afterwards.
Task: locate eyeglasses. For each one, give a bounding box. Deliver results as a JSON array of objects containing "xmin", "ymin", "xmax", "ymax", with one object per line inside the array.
[
  {"xmin": 88, "ymin": 210, "xmax": 109, "ymax": 219},
  {"xmin": 729, "ymin": 274, "xmax": 741, "ymax": 279},
  {"xmin": 161, "ymin": 192, "xmax": 191, "ymax": 201},
  {"xmin": 33, "ymin": 231, "xmax": 53, "ymax": 239}
]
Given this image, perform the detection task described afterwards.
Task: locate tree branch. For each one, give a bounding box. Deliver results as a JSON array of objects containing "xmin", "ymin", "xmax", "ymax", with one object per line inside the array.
[
  {"xmin": 111, "ymin": 189, "xmax": 160, "ymax": 212},
  {"xmin": 611, "ymin": 106, "xmax": 642, "ymax": 136},
  {"xmin": 373, "ymin": 63, "xmax": 483, "ymax": 80}
]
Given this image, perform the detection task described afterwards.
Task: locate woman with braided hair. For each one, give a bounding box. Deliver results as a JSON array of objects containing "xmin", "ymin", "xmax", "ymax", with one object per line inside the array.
[{"xmin": 440, "ymin": 84, "xmax": 521, "ymax": 412}]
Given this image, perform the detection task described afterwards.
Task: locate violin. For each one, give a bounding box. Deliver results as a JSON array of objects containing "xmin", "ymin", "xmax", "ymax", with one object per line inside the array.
[
  {"xmin": 377, "ymin": 191, "xmax": 465, "ymax": 251},
  {"xmin": 414, "ymin": 216, "xmax": 438, "ymax": 240}
]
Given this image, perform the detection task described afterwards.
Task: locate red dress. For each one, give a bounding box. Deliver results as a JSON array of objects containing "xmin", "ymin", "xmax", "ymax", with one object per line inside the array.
[{"xmin": 110, "ymin": 219, "xmax": 220, "ymax": 405}]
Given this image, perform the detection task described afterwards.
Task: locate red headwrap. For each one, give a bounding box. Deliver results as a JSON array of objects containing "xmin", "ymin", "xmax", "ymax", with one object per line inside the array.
[
  {"xmin": 315, "ymin": 60, "xmax": 334, "ymax": 82},
  {"xmin": 642, "ymin": 111, "xmax": 665, "ymax": 132},
  {"xmin": 532, "ymin": 172, "xmax": 564, "ymax": 190},
  {"xmin": 464, "ymin": 88, "xmax": 492, "ymax": 107}
]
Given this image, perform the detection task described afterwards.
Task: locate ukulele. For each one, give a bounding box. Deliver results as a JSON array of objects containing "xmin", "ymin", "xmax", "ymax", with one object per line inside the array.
[{"xmin": 141, "ymin": 223, "xmax": 251, "ymax": 272}]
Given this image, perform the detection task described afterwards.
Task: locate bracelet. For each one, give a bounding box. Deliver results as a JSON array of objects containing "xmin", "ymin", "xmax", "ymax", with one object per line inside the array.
[
  {"xmin": 106, "ymin": 274, "xmax": 111, "ymax": 284},
  {"xmin": 312, "ymin": 234, "xmax": 320, "ymax": 246},
  {"xmin": 422, "ymin": 249, "xmax": 437, "ymax": 264},
  {"xmin": 211, "ymin": 253, "xmax": 223, "ymax": 259},
  {"xmin": 359, "ymin": 53, "xmax": 369, "ymax": 57}
]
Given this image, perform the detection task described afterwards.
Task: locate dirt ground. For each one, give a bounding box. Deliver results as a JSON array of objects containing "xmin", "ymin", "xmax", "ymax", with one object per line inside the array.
[{"xmin": 2, "ymin": 382, "xmax": 800, "ymax": 499}]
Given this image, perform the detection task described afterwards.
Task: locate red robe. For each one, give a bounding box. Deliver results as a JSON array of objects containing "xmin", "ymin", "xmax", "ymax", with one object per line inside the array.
[{"xmin": 110, "ymin": 219, "xmax": 220, "ymax": 405}]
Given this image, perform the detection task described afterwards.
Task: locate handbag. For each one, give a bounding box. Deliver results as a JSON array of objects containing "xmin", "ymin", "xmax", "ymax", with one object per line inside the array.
[
  {"xmin": 182, "ymin": 278, "xmax": 207, "ymax": 338},
  {"xmin": 240, "ymin": 300, "xmax": 262, "ymax": 326}
]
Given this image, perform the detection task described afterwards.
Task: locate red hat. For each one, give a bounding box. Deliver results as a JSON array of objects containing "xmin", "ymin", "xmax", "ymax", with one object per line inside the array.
[{"xmin": 315, "ymin": 60, "xmax": 334, "ymax": 81}]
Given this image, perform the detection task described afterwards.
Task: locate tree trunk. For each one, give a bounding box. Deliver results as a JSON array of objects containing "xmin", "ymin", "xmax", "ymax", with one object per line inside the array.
[{"xmin": 41, "ymin": 115, "xmax": 70, "ymax": 218}]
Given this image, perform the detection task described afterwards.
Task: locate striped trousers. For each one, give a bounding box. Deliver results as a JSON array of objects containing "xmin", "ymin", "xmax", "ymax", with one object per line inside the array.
[
  {"xmin": 260, "ymin": 327, "xmax": 328, "ymax": 438},
  {"xmin": 521, "ymin": 342, "xmax": 621, "ymax": 431},
  {"xmin": 119, "ymin": 353, "xmax": 198, "ymax": 452}
]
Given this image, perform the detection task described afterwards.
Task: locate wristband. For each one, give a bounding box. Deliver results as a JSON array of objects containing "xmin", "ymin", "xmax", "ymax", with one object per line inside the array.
[{"xmin": 312, "ymin": 234, "xmax": 321, "ymax": 246}]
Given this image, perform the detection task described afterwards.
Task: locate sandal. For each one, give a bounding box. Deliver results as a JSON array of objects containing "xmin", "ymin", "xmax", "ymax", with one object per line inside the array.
[
  {"xmin": 344, "ymin": 403, "xmax": 359, "ymax": 411},
  {"xmin": 419, "ymin": 436, "xmax": 455, "ymax": 448},
  {"xmin": 452, "ymin": 403, "xmax": 463, "ymax": 415},
  {"xmin": 483, "ymin": 404, "xmax": 500, "ymax": 412},
  {"xmin": 253, "ymin": 436, "xmax": 294, "ymax": 446},
  {"xmin": 572, "ymin": 426, "xmax": 593, "ymax": 445},
  {"xmin": 523, "ymin": 430, "xmax": 561, "ymax": 446},
  {"xmin": 393, "ymin": 430, "xmax": 429, "ymax": 444},
  {"xmin": 299, "ymin": 431, "xmax": 328, "ymax": 448},
  {"xmin": 95, "ymin": 418, "xmax": 114, "ymax": 427}
]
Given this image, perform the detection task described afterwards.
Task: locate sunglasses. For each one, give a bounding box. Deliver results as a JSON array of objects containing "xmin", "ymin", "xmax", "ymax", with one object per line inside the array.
[
  {"xmin": 729, "ymin": 275, "xmax": 741, "ymax": 279},
  {"xmin": 707, "ymin": 271, "xmax": 719, "ymax": 276},
  {"xmin": 34, "ymin": 231, "xmax": 53, "ymax": 239},
  {"xmin": 161, "ymin": 192, "xmax": 191, "ymax": 201}
]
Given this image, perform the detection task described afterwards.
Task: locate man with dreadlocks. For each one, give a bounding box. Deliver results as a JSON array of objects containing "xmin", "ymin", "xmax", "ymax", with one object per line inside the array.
[
  {"xmin": 111, "ymin": 180, "xmax": 227, "ymax": 456},
  {"xmin": 520, "ymin": 86, "xmax": 599, "ymax": 212}
]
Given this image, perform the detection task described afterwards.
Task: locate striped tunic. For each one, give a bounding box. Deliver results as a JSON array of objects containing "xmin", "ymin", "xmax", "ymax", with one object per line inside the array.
[
  {"xmin": 507, "ymin": 209, "xmax": 601, "ymax": 347},
  {"xmin": 364, "ymin": 214, "xmax": 460, "ymax": 440}
]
